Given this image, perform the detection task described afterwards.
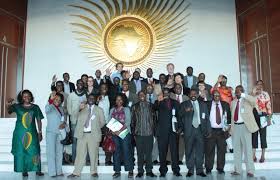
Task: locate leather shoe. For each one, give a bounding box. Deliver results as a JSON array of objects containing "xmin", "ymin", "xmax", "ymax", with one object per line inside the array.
[
  {"xmin": 91, "ymin": 173, "xmax": 98, "ymax": 177},
  {"xmin": 136, "ymin": 173, "xmax": 143, "ymax": 178},
  {"xmin": 173, "ymin": 172, "xmax": 182, "ymax": 177},
  {"xmin": 231, "ymin": 171, "xmax": 240, "ymax": 176},
  {"xmin": 218, "ymin": 170, "xmax": 225, "ymax": 174},
  {"xmin": 67, "ymin": 174, "xmax": 79, "ymax": 178},
  {"xmin": 186, "ymin": 172, "xmax": 193, "ymax": 177},
  {"xmin": 197, "ymin": 172, "xmax": 207, "ymax": 177},
  {"xmin": 128, "ymin": 171, "xmax": 134, "ymax": 178},
  {"xmin": 36, "ymin": 172, "xmax": 44, "ymax": 176},
  {"xmin": 22, "ymin": 172, "xmax": 28, "ymax": 177},
  {"xmin": 112, "ymin": 172, "xmax": 121, "ymax": 178},
  {"xmin": 247, "ymin": 172, "xmax": 254, "ymax": 177},
  {"xmin": 206, "ymin": 169, "xmax": 212, "ymax": 174},
  {"xmin": 146, "ymin": 172, "xmax": 157, "ymax": 177}
]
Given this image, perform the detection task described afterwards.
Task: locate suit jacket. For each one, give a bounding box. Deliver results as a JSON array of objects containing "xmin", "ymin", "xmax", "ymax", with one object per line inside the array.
[
  {"xmin": 206, "ymin": 101, "xmax": 231, "ymax": 125},
  {"xmin": 179, "ymin": 100, "xmax": 211, "ymax": 138},
  {"xmin": 129, "ymin": 80, "xmax": 147, "ymax": 94},
  {"xmin": 143, "ymin": 78, "xmax": 159, "ymax": 84},
  {"xmin": 170, "ymin": 93, "xmax": 189, "ymax": 103},
  {"xmin": 154, "ymin": 98, "xmax": 180, "ymax": 136},
  {"xmin": 125, "ymin": 91, "xmax": 138, "ymax": 107},
  {"xmin": 184, "ymin": 75, "xmax": 198, "ymax": 88},
  {"xmin": 74, "ymin": 106, "xmax": 105, "ymax": 142},
  {"xmin": 45, "ymin": 103, "xmax": 64, "ymax": 133},
  {"xmin": 230, "ymin": 95, "xmax": 259, "ymax": 134},
  {"xmin": 94, "ymin": 78, "xmax": 106, "ymax": 90}
]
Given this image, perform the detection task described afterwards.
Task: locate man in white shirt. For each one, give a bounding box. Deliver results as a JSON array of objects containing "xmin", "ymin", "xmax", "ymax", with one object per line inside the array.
[
  {"xmin": 205, "ymin": 90, "xmax": 231, "ymax": 174},
  {"xmin": 230, "ymin": 85, "xmax": 259, "ymax": 177}
]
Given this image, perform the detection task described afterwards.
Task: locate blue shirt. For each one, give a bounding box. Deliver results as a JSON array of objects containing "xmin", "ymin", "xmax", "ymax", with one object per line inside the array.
[
  {"xmin": 187, "ymin": 76, "xmax": 194, "ymax": 88},
  {"xmin": 134, "ymin": 80, "xmax": 142, "ymax": 94}
]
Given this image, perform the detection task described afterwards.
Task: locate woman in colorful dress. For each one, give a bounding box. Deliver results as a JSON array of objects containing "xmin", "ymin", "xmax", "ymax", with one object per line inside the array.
[
  {"xmin": 252, "ymin": 80, "xmax": 272, "ymax": 163},
  {"xmin": 6, "ymin": 90, "xmax": 44, "ymax": 177}
]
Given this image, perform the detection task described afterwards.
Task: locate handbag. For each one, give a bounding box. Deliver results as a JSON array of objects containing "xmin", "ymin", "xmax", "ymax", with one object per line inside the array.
[
  {"xmin": 60, "ymin": 118, "xmax": 73, "ymax": 145},
  {"xmin": 102, "ymin": 133, "xmax": 115, "ymax": 153}
]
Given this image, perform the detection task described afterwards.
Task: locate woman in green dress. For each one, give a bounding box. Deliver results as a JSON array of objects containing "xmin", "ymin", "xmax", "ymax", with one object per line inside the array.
[{"xmin": 6, "ymin": 90, "xmax": 44, "ymax": 177}]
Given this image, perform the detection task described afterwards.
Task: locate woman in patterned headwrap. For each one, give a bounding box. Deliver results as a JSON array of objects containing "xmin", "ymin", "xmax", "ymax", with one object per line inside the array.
[{"xmin": 6, "ymin": 90, "xmax": 44, "ymax": 177}]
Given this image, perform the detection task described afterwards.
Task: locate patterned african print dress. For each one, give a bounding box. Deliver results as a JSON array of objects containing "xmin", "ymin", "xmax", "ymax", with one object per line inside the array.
[{"xmin": 10, "ymin": 104, "xmax": 44, "ymax": 172}]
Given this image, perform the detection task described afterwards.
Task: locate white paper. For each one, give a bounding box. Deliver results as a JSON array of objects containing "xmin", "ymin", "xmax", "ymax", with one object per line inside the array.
[
  {"xmin": 172, "ymin": 116, "xmax": 177, "ymax": 133},
  {"xmin": 106, "ymin": 118, "xmax": 123, "ymax": 132},
  {"xmin": 260, "ymin": 116, "xmax": 268, "ymax": 128},
  {"xmin": 241, "ymin": 108, "xmax": 245, "ymax": 113},
  {"xmin": 172, "ymin": 108, "xmax": 176, "ymax": 116},
  {"xmin": 90, "ymin": 114, "xmax": 96, "ymax": 121},
  {"xmin": 128, "ymin": 102, "xmax": 132, "ymax": 107}
]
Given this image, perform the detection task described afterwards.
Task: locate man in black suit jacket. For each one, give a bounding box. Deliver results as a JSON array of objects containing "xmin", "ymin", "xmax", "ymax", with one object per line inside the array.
[
  {"xmin": 129, "ymin": 71, "xmax": 147, "ymax": 94},
  {"xmin": 143, "ymin": 68, "xmax": 159, "ymax": 84},
  {"xmin": 154, "ymin": 88, "xmax": 181, "ymax": 177},
  {"xmin": 178, "ymin": 89, "xmax": 211, "ymax": 177},
  {"xmin": 94, "ymin": 70, "xmax": 105, "ymax": 90},
  {"xmin": 205, "ymin": 90, "xmax": 231, "ymax": 174},
  {"xmin": 51, "ymin": 73, "xmax": 75, "ymax": 94},
  {"xmin": 122, "ymin": 79, "xmax": 138, "ymax": 107}
]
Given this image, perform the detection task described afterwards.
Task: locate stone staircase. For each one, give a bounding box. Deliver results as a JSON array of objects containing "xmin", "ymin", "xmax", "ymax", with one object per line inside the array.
[{"xmin": 0, "ymin": 115, "xmax": 279, "ymax": 174}]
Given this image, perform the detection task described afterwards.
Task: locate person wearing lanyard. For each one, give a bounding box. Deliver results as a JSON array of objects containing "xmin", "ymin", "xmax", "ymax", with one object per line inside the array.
[
  {"xmin": 229, "ymin": 85, "xmax": 259, "ymax": 177},
  {"xmin": 68, "ymin": 94, "xmax": 105, "ymax": 178},
  {"xmin": 205, "ymin": 90, "xmax": 231, "ymax": 174}
]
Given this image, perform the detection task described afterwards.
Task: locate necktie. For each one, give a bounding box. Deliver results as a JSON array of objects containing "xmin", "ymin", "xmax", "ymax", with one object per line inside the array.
[
  {"xmin": 84, "ymin": 105, "xmax": 92, "ymax": 128},
  {"xmin": 149, "ymin": 94, "xmax": 152, "ymax": 103},
  {"xmin": 216, "ymin": 103, "xmax": 221, "ymax": 125},
  {"xmin": 192, "ymin": 102, "xmax": 199, "ymax": 128},
  {"xmin": 176, "ymin": 95, "xmax": 180, "ymax": 103},
  {"xmin": 234, "ymin": 100, "xmax": 240, "ymax": 122}
]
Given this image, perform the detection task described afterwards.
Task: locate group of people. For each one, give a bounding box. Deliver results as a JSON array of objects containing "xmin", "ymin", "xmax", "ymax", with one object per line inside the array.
[{"xmin": 6, "ymin": 62, "xmax": 272, "ymax": 178}]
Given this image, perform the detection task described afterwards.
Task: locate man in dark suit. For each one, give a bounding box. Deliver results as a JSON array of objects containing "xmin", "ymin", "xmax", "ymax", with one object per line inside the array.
[
  {"xmin": 205, "ymin": 90, "xmax": 231, "ymax": 174},
  {"xmin": 51, "ymin": 73, "xmax": 75, "ymax": 94},
  {"xmin": 143, "ymin": 68, "xmax": 159, "ymax": 84},
  {"xmin": 122, "ymin": 79, "xmax": 138, "ymax": 107},
  {"xmin": 169, "ymin": 83, "xmax": 189, "ymax": 164},
  {"xmin": 129, "ymin": 71, "xmax": 146, "ymax": 94},
  {"xmin": 178, "ymin": 89, "xmax": 211, "ymax": 177},
  {"xmin": 184, "ymin": 66, "xmax": 198, "ymax": 88},
  {"xmin": 94, "ymin": 70, "xmax": 105, "ymax": 90},
  {"xmin": 154, "ymin": 88, "xmax": 181, "ymax": 177}
]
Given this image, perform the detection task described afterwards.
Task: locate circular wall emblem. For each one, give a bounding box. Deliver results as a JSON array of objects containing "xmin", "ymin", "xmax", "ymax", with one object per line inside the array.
[{"xmin": 103, "ymin": 16, "xmax": 155, "ymax": 67}]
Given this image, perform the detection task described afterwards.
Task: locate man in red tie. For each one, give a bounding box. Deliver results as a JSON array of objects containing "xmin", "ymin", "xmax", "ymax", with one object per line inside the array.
[
  {"xmin": 205, "ymin": 90, "xmax": 231, "ymax": 174},
  {"xmin": 229, "ymin": 85, "xmax": 259, "ymax": 177}
]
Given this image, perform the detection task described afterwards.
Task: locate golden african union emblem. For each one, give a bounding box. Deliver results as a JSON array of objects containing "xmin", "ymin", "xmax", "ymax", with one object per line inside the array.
[{"xmin": 70, "ymin": 0, "xmax": 190, "ymax": 70}]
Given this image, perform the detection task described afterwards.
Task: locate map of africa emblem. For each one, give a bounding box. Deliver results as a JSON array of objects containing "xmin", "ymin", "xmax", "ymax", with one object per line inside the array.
[{"xmin": 70, "ymin": 0, "xmax": 190, "ymax": 70}]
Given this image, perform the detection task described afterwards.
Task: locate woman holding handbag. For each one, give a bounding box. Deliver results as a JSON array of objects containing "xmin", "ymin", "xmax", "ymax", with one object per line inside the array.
[
  {"xmin": 45, "ymin": 91, "xmax": 66, "ymax": 177},
  {"xmin": 252, "ymin": 80, "xmax": 272, "ymax": 163}
]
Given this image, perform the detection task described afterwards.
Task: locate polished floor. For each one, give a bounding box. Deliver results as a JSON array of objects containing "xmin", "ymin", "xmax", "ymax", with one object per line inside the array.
[{"xmin": 0, "ymin": 115, "xmax": 279, "ymax": 180}]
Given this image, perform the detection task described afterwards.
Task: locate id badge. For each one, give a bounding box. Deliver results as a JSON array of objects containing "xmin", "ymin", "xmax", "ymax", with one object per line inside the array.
[{"xmin": 202, "ymin": 113, "xmax": 206, "ymax": 119}]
